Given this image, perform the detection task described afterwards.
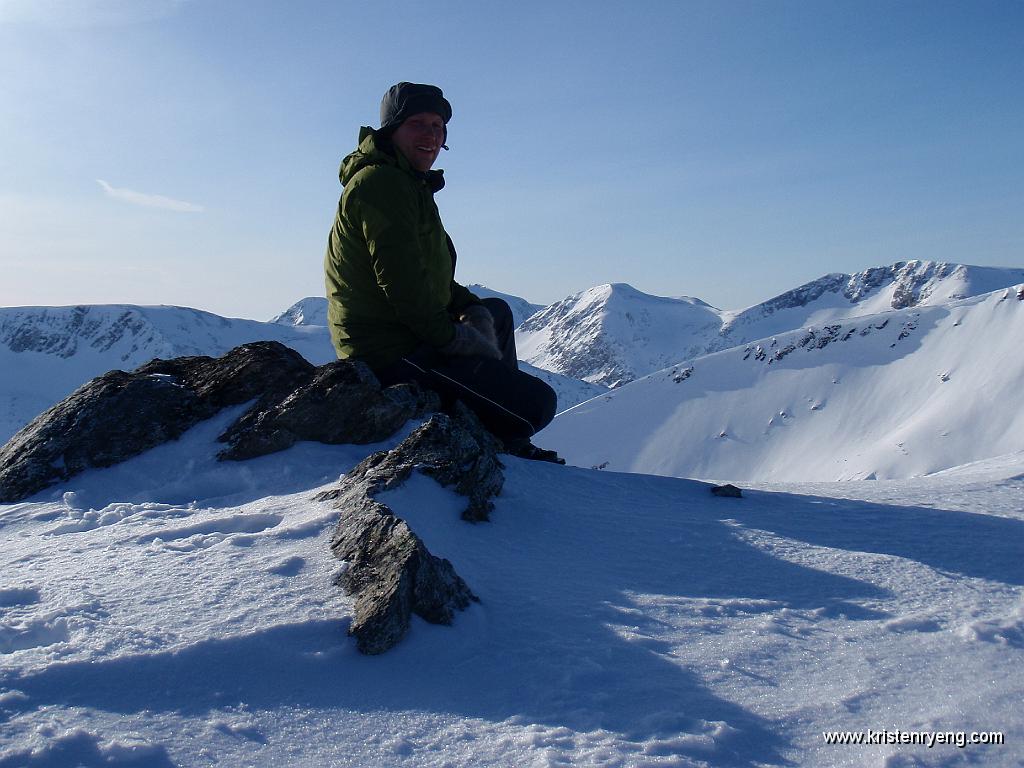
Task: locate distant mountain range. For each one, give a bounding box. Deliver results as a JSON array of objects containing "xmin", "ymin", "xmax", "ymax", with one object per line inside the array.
[
  {"xmin": 540, "ymin": 281, "xmax": 1024, "ymax": 481},
  {"xmin": 5, "ymin": 262, "xmax": 1022, "ymax": 480},
  {"xmin": 0, "ymin": 304, "xmax": 336, "ymax": 444},
  {"xmin": 516, "ymin": 261, "xmax": 1024, "ymax": 387}
]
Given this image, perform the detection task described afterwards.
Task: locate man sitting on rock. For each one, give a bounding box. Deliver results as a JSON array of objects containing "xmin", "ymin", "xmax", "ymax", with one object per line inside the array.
[{"xmin": 324, "ymin": 82, "xmax": 563, "ymax": 463}]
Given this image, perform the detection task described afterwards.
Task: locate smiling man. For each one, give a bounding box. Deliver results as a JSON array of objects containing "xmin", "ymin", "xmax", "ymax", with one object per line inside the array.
[{"xmin": 324, "ymin": 82, "xmax": 562, "ymax": 462}]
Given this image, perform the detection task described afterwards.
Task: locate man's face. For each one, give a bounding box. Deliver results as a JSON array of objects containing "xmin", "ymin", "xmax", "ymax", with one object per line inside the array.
[{"xmin": 390, "ymin": 111, "xmax": 446, "ymax": 172}]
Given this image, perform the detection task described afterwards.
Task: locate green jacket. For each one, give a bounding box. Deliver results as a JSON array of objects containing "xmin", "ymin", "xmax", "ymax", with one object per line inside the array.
[{"xmin": 324, "ymin": 127, "xmax": 480, "ymax": 369}]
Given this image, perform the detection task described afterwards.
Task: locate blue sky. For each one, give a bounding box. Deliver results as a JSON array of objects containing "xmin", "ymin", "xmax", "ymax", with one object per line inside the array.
[{"xmin": 2, "ymin": 0, "xmax": 1022, "ymax": 319}]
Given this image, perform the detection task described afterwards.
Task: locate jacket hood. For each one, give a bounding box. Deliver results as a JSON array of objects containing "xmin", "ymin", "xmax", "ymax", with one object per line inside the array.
[{"xmin": 339, "ymin": 126, "xmax": 445, "ymax": 191}]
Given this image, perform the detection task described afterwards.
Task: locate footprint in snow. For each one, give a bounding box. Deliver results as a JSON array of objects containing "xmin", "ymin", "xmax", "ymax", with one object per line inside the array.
[
  {"xmin": 0, "ymin": 614, "xmax": 71, "ymax": 654},
  {"xmin": 134, "ymin": 512, "xmax": 284, "ymax": 551},
  {"xmin": 0, "ymin": 587, "xmax": 41, "ymax": 609},
  {"xmin": 267, "ymin": 556, "xmax": 306, "ymax": 577},
  {"xmin": 882, "ymin": 614, "xmax": 942, "ymax": 633},
  {"xmin": 958, "ymin": 608, "xmax": 1024, "ymax": 648},
  {"xmin": 0, "ymin": 602, "xmax": 106, "ymax": 653},
  {"xmin": 0, "ymin": 730, "xmax": 175, "ymax": 768}
]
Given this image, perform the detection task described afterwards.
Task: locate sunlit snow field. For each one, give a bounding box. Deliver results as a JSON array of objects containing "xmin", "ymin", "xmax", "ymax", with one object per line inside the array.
[{"xmin": 1, "ymin": 410, "xmax": 1021, "ymax": 767}]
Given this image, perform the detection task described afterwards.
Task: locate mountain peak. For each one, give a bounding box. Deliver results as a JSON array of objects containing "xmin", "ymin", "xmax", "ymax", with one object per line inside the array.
[{"xmin": 270, "ymin": 297, "xmax": 328, "ymax": 326}]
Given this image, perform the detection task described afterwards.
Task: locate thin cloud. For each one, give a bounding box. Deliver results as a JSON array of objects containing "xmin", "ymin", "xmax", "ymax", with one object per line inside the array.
[{"xmin": 97, "ymin": 180, "xmax": 204, "ymax": 213}]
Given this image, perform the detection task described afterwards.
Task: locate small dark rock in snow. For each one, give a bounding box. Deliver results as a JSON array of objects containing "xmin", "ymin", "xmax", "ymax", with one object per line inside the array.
[
  {"xmin": 324, "ymin": 403, "xmax": 503, "ymax": 654},
  {"xmin": 711, "ymin": 484, "xmax": 743, "ymax": 498},
  {"xmin": 0, "ymin": 341, "xmax": 438, "ymax": 502}
]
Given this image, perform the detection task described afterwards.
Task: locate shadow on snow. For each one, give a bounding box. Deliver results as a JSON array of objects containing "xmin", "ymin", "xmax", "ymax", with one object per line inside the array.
[{"xmin": 7, "ymin": 461, "xmax": 1024, "ymax": 766}]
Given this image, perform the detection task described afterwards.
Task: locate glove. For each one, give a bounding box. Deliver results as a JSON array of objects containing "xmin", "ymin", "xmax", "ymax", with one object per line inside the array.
[
  {"xmin": 459, "ymin": 304, "xmax": 499, "ymax": 351},
  {"xmin": 440, "ymin": 321, "xmax": 502, "ymax": 359}
]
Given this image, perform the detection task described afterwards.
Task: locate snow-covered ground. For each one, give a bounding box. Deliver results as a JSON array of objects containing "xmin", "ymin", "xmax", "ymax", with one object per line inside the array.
[{"xmin": 2, "ymin": 411, "xmax": 1021, "ymax": 766}]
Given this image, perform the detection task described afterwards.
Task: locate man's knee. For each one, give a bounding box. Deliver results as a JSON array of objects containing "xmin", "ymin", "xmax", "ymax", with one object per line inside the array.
[
  {"xmin": 535, "ymin": 379, "xmax": 557, "ymax": 432},
  {"xmin": 481, "ymin": 297, "xmax": 514, "ymax": 330}
]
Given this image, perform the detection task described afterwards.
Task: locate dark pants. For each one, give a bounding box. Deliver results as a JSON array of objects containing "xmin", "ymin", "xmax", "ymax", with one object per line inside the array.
[{"xmin": 375, "ymin": 298, "xmax": 557, "ymax": 442}]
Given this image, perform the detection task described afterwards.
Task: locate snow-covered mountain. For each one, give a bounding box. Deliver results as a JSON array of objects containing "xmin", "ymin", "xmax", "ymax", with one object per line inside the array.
[
  {"xmin": 518, "ymin": 261, "xmax": 1024, "ymax": 387},
  {"xmin": 1, "ymin": 400, "xmax": 1021, "ymax": 766},
  {"xmin": 718, "ymin": 260, "xmax": 1024, "ymax": 344},
  {"xmin": 274, "ymin": 286, "xmax": 545, "ymax": 331},
  {"xmin": 269, "ymin": 296, "xmax": 328, "ymax": 326},
  {"xmin": 541, "ymin": 283, "xmax": 1024, "ymax": 481},
  {"xmin": 516, "ymin": 283, "xmax": 723, "ymax": 388},
  {"xmin": 0, "ymin": 304, "xmax": 337, "ymax": 444}
]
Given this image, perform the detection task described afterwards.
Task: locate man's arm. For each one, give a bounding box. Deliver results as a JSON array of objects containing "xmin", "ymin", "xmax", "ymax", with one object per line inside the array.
[
  {"xmin": 444, "ymin": 234, "xmax": 483, "ymax": 315},
  {"xmin": 449, "ymin": 280, "xmax": 482, "ymax": 315}
]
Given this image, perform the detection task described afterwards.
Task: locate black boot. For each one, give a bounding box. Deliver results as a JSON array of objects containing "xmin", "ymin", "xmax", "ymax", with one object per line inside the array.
[{"xmin": 506, "ymin": 439, "xmax": 566, "ymax": 465}]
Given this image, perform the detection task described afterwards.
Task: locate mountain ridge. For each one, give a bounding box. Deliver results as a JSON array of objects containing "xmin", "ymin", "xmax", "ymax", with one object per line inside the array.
[{"xmin": 517, "ymin": 260, "xmax": 1024, "ymax": 387}]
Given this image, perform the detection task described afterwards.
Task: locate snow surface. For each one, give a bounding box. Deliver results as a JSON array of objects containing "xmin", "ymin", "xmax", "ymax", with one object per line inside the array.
[
  {"xmin": 2, "ymin": 410, "xmax": 1022, "ymax": 766},
  {"xmin": 541, "ymin": 284, "xmax": 1024, "ymax": 482}
]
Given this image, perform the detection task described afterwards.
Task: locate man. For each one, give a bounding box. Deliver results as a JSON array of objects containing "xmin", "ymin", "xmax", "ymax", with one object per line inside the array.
[{"xmin": 324, "ymin": 82, "xmax": 562, "ymax": 462}]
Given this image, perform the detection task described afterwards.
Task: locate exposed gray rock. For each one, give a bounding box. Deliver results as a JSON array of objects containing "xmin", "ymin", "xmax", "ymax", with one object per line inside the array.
[
  {"xmin": 0, "ymin": 341, "xmax": 438, "ymax": 502},
  {"xmin": 218, "ymin": 362, "xmax": 440, "ymax": 461},
  {"xmin": 322, "ymin": 404, "xmax": 504, "ymax": 654},
  {"xmin": 711, "ymin": 483, "xmax": 743, "ymax": 498}
]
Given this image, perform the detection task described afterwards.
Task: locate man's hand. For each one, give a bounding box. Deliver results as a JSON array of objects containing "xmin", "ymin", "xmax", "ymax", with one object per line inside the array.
[
  {"xmin": 440, "ymin": 321, "xmax": 502, "ymax": 359},
  {"xmin": 459, "ymin": 304, "xmax": 499, "ymax": 350}
]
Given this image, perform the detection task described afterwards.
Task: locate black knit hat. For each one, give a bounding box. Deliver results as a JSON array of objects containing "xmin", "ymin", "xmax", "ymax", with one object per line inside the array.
[{"xmin": 378, "ymin": 82, "xmax": 453, "ymax": 136}]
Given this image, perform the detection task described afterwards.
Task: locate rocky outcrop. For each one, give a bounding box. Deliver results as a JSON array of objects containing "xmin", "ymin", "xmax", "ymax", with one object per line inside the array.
[
  {"xmin": 0, "ymin": 339, "xmax": 507, "ymax": 654},
  {"xmin": 0, "ymin": 342, "xmax": 439, "ymax": 502},
  {"xmin": 217, "ymin": 360, "xmax": 439, "ymax": 461},
  {"xmin": 320, "ymin": 403, "xmax": 504, "ymax": 654}
]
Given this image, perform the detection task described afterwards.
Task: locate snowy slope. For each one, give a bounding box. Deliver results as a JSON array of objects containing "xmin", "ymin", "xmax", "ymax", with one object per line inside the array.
[
  {"xmin": 1, "ymin": 411, "xmax": 1021, "ymax": 766},
  {"xmin": 718, "ymin": 260, "xmax": 1024, "ymax": 345},
  {"xmin": 519, "ymin": 361, "xmax": 606, "ymax": 411},
  {"xmin": 517, "ymin": 262, "xmax": 1024, "ymax": 387},
  {"xmin": 541, "ymin": 284, "xmax": 1024, "ymax": 482}
]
